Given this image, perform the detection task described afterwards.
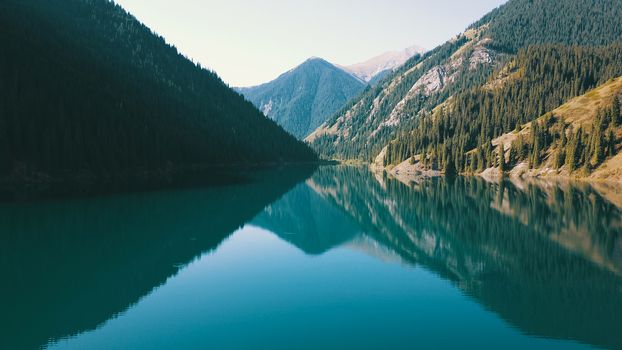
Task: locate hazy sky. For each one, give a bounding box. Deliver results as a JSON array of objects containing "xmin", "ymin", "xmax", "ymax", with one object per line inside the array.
[{"xmin": 115, "ymin": 0, "xmax": 507, "ymax": 87}]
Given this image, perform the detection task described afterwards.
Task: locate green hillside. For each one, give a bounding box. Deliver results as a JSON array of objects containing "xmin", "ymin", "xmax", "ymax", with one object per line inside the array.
[
  {"xmin": 476, "ymin": 77, "xmax": 622, "ymax": 181},
  {"xmin": 384, "ymin": 43, "xmax": 622, "ymax": 174}
]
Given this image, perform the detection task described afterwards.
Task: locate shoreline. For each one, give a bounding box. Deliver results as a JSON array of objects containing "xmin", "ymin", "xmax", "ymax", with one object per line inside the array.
[
  {"xmin": 0, "ymin": 161, "xmax": 325, "ymax": 201},
  {"xmin": 363, "ymin": 159, "xmax": 622, "ymax": 186}
]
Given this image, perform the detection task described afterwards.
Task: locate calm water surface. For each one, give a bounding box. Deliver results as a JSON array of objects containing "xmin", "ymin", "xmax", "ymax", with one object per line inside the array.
[{"xmin": 1, "ymin": 166, "xmax": 621, "ymax": 349}]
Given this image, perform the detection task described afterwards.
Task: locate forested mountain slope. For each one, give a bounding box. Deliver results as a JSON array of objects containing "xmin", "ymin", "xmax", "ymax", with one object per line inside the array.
[
  {"xmin": 476, "ymin": 77, "xmax": 622, "ymax": 181},
  {"xmin": 308, "ymin": 0, "xmax": 622, "ymax": 164},
  {"xmin": 384, "ymin": 44, "xmax": 622, "ymax": 175},
  {"xmin": 0, "ymin": 0, "xmax": 316, "ymax": 183},
  {"xmin": 238, "ymin": 58, "xmax": 365, "ymax": 139}
]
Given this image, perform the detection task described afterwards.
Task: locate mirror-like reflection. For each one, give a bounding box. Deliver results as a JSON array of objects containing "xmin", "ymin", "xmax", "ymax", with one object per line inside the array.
[
  {"xmin": 1, "ymin": 165, "xmax": 621, "ymax": 349},
  {"xmin": 292, "ymin": 167, "xmax": 622, "ymax": 349},
  {"xmin": 0, "ymin": 167, "xmax": 314, "ymax": 350}
]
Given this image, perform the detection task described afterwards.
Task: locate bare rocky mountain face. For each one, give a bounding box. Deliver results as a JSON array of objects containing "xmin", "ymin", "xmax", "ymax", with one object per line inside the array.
[{"xmin": 307, "ymin": 26, "xmax": 499, "ymax": 151}]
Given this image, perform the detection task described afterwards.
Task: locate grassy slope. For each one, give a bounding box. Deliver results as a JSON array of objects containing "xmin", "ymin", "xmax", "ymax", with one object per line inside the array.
[{"xmin": 490, "ymin": 77, "xmax": 622, "ymax": 181}]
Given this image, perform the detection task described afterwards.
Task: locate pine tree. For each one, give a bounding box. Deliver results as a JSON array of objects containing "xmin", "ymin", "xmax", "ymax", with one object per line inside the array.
[
  {"xmin": 607, "ymin": 129, "xmax": 617, "ymax": 157},
  {"xmin": 484, "ymin": 141, "xmax": 493, "ymax": 168},
  {"xmin": 553, "ymin": 150, "xmax": 563, "ymax": 170},
  {"xmin": 498, "ymin": 146, "xmax": 507, "ymax": 173},
  {"xmin": 516, "ymin": 136, "xmax": 527, "ymax": 161},
  {"xmin": 613, "ymin": 96, "xmax": 621, "ymax": 125},
  {"xmin": 470, "ymin": 152, "xmax": 477, "ymax": 173},
  {"xmin": 477, "ymin": 147, "xmax": 485, "ymax": 172},
  {"xmin": 444, "ymin": 153, "xmax": 457, "ymax": 176},
  {"xmin": 590, "ymin": 128, "xmax": 604, "ymax": 166},
  {"xmin": 566, "ymin": 142, "xmax": 576, "ymax": 173},
  {"xmin": 566, "ymin": 127, "xmax": 583, "ymax": 172},
  {"xmin": 585, "ymin": 112, "xmax": 604, "ymax": 168},
  {"xmin": 430, "ymin": 148, "xmax": 437, "ymax": 170}
]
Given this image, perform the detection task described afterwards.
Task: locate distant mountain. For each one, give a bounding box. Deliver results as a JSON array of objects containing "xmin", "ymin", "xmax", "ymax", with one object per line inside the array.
[
  {"xmin": 0, "ymin": 0, "xmax": 316, "ymax": 186},
  {"xmin": 308, "ymin": 0, "xmax": 622, "ymax": 172},
  {"xmin": 339, "ymin": 45, "xmax": 426, "ymax": 82},
  {"xmin": 238, "ymin": 58, "xmax": 366, "ymax": 139}
]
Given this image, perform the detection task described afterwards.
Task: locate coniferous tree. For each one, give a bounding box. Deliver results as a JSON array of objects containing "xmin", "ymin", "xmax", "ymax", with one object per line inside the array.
[
  {"xmin": 484, "ymin": 141, "xmax": 493, "ymax": 168},
  {"xmin": 613, "ymin": 96, "xmax": 621, "ymax": 125},
  {"xmin": 508, "ymin": 143, "xmax": 518, "ymax": 168},
  {"xmin": 553, "ymin": 150, "xmax": 563, "ymax": 170},
  {"xmin": 444, "ymin": 153, "xmax": 457, "ymax": 176},
  {"xmin": 477, "ymin": 147, "xmax": 485, "ymax": 172},
  {"xmin": 498, "ymin": 146, "xmax": 506, "ymax": 173},
  {"xmin": 590, "ymin": 127, "xmax": 604, "ymax": 167},
  {"xmin": 607, "ymin": 128, "xmax": 617, "ymax": 158},
  {"xmin": 529, "ymin": 121, "xmax": 540, "ymax": 168},
  {"xmin": 470, "ymin": 152, "xmax": 477, "ymax": 173},
  {"xmin": 566, "ymin": 127, "xmax": 584, "ymax": 173}
]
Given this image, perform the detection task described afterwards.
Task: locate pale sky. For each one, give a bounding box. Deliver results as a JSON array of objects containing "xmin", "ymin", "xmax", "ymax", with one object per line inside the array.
[{"xmin": 114, "ymin": 0, "xmax": 507, "ymax": 87}]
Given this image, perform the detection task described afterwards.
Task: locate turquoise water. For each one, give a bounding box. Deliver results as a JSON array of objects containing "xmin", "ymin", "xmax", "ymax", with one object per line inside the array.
[{"xmin": 1, "ymin": 166, "xmax": 621, "ymax": 349}]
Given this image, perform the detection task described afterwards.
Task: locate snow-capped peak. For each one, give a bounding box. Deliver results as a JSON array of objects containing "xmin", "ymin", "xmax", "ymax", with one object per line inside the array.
[{"xmin": 340, "ymin": 45, "xmax": 426, "ymax": 82}]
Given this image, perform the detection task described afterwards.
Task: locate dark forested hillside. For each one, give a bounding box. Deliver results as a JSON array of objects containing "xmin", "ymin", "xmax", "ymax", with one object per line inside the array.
[
  {"xmin": 476, "ymin": 0, "xmax": 622, "ymax": 53},
  {"xmin": 238, "ymin": 58, "xmax": 366, "ymax": 139},
  {"xmin": 0, "ymin": 0, "xmax": 316, "ymax": 182},
  {"xmin": 309, "ymin": 0, "xmax": 622, "ymax": 164}
]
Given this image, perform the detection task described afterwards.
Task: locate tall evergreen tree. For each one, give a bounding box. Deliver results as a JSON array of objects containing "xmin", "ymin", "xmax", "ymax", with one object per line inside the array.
[
  {"xmin": 607, "ymin": 129, "xmax": 617, "ymax": 157},
  {"xmin": 613, "ymin": 96, "xmax": 621, "ymax": 125},
  {"xmin": 498, "ymin": 146, "xmax": 506, "ymax": 173}
]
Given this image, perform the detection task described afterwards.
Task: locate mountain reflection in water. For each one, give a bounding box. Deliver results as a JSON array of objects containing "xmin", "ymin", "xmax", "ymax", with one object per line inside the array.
[
  {"xmin": 1, "ymin": 165, "xmax": 621, "ymax": 350},
  {"xmin": 256, "ymin": 166, "xmax": 622, "ymax": 349}
]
